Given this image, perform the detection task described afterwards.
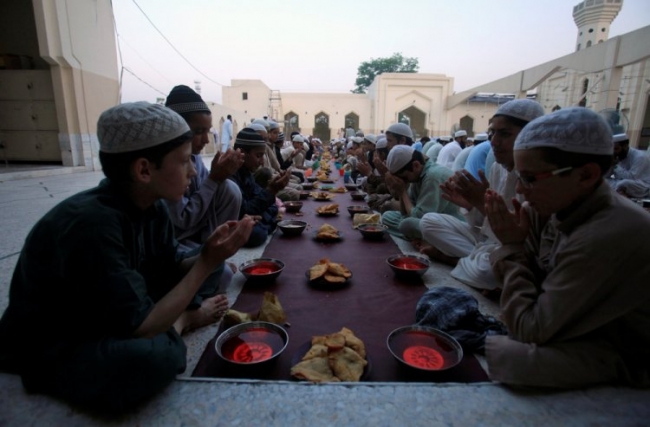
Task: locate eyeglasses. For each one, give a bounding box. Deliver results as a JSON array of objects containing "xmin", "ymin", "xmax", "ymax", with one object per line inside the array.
[{"xmin": 515, "ymin": 167, "xmax": 573, "ymax": 188}]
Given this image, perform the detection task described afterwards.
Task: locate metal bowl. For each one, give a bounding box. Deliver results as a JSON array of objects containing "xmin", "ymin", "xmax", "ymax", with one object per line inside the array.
[
  {"xmin": 358, "ymin": 223, "xmax": 388, "ymax": 240},
  {"xmin": 387, "ymin": 325, "xmax": 462, "ymax": 372},
  {"xmin": 386, "ymin": 254, "xmax": 430, "ymax": 279},
  {"xmin": 277, "ymin": 220, "xmax": 307, "ymax": 237},
  {"xmin": 301, "ymin": 182, "xmax": 314, "ymax": 190},
  {"xmin": 344, "ymin": 183, "xmax": 358, "ymax": 191},
  {"xmin": 306, "ymin": 176, "xmax": 318, "ymax": 182},
  {"xmin": 298, "ymin": 191, "xmax": 310, "ymax": 200},
  {"xmin": 284, "ymin": 201, "xmax": 303, "ymax": 213},
  {"xmin": 347, "ymin": 205, "xmax": 370, "ymax": 217},
  {"xmin": 239, "ymin": 258, "xmax": 285, "ymax": 283},
  {"xmin": 215, "ymin": 321, "xmax": 289, "ymax": 368},
  {"xmin": 350, "ymin": 191, "xmax": 366, "ymax": 201}
]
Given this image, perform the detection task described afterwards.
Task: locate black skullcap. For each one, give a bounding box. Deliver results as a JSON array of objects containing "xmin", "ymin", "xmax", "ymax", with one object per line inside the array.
[
  {"xmin": 165, "ymin": 85, "xmax": 210, "ymax": 115},
  {"xmin": 235, "ymin": 127, "xmax": 266, "ymax": 146}
]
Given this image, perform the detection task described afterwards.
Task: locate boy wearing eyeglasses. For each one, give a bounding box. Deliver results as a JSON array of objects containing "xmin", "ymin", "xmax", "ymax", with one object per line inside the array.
[{"xmin": 484, "ymin": 107, "xmax": 650, "ymax": 388}]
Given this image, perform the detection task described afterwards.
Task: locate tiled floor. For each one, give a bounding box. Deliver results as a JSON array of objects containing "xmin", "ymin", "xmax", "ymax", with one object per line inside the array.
[{"xmin": 1, "ymin": 163, "xmax": 648, "ymax": 426}]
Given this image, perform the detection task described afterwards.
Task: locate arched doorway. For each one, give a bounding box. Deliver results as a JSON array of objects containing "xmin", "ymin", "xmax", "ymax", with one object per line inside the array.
[
  {"xmin": 398, "ymin": 106, "xmax": 427, "ymax": 139},
  {"xmin": 344, "ymin": 112, "xmax": 359, "ymax": 136},
  {"xmin": 284, "ymin": 111, "xmax": 300, "ymax": 136},
  {"xmin": 313, "ymin": 112, "xmax": 331, "ymax": 142},
  {"xmin": 459, "ymin": 115, "xmax": 474, "ymax": 137}
]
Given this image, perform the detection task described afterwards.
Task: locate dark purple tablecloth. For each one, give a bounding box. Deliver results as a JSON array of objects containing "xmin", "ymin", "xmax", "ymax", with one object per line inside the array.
[{"xmin": 192, "ymin": 163, "xmax": 489, "ymax": 383}]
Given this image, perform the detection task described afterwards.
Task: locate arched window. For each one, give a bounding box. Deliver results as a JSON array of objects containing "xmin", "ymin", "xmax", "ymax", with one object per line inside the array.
[
  {"xmin": 284, "ymin": 111, "xmax": 300, "ymax": 136},
  {"xmin": 344, "ymin": 112, "xmax": 359, "ymax": 132},
  {"xmin": 586, "ymin": 40, "xmax": 592, "ymax": 48},
  {"xmin": 577, "ymin": 44, "xmax": 581, "ymax": 51},
  {"xmin": 313, "ymin": 112, "xmax": 331, "ymax": 142}
]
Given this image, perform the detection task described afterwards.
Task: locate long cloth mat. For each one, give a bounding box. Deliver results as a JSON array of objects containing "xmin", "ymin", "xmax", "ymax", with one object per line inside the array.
[{"xmin": 193, "ymin": 165, "xmax": 488, "ymax": 383}]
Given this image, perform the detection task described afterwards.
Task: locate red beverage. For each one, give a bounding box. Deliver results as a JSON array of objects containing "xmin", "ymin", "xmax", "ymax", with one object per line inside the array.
[
  {"xmin": 390, "ymin": 330, "xmax": 459, "ymax": 371},
  {"xmin": 220, "ymin": 327, "xmax": 285, "ymax": 363},
  {"xmin": 393, "ymin": 258, "xmax": 427, "ymax": 270},
  {"xmin": 243, "ymin": 261, "xmax": 279, "ymax": 276}
]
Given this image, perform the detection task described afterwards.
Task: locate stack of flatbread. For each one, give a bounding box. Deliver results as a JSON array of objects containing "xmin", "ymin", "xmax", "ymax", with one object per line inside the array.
[
  {"xmin": 316, "ymin": 203, "xmax": 339, "ymax": 215},
  {"xmin": 308, "ymin": 257, "xmax": 351, "ymax": 283},
  {"xmin": 290, "ymin": 327, "xmax": 368, "ymax": 382}
]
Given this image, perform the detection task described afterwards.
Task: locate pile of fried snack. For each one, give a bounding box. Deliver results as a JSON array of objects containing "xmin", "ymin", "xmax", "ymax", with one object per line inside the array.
[
  {"xmin": 224, "ymin": 292, "xmax": 287, "ymax": 327},
  {"xmin": 329, "ymin": 186, "xmax": 346, "ymax": 193},
  {"xmin": 315, "ymin": 224, "xmax": 339, "ymax": 240},
  {"xmin": 308, "ymin": 257, "xmax": 351, "ymax": 283},
  {"xmin": 316, "ymin": 203, "xmax": 339, "ymax": 215},
  {"xmin": 310, "ymin": 191, "xmax": 334, "ymax": 200},
  {"xmin": 291, "ymin": 327, "xmax": 368, "ymax": 382}
]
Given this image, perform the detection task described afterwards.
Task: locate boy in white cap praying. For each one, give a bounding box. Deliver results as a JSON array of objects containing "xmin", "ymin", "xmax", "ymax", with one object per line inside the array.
[
  {"xmin": 381, "ymin": 145, "xmax": 463, "ymax": 240},
  {"xmin": 484, "ymin": 107, "xmax": 650, "ymax": 388},
  {"xmin": 384, "ymin": 122, "xmax": 414, "ymax": 149},
  {"xmin": 606, "ymin": 133, "xmax": 650, "ymax": 199},
  {"xmin": 437, "ymin": 130, "xmax": 467, "ymax": 169},
  {"xmin": 0, "ymin": 102, "xmax": 254, "ymax": 411}
]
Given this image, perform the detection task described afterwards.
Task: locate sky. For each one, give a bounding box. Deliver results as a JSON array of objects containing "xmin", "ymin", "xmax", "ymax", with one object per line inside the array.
[{"xmin": 112, "ymin": 0, "xmax": 650, "ymax": 104}]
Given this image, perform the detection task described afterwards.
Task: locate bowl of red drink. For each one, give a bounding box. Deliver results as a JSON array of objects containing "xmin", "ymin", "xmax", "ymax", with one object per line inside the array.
[
  {"xmin": 387, "ymin": 325, "xmax": 463, "ymax": 372},
  {"xmin": 239, "ymin": 258, "xmax": 285, "ymax": 283},
  {"xmin": 357, "ymin": 223, "xmax": 388, "ymax": 240},
  {"xmin": 216, "ymin": 321, "xmax": 289, "ymax": 368},
  {"xmin": 386, "ymin": 254, "xmax": 430, "ymax": 279}
]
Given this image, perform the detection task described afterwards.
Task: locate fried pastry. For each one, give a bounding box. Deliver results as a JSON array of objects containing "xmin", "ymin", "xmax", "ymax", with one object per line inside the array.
[
  {"xmin": 309, "ymin": 263, "xmax": 328, "ymax": 280},
  {"xmin": 339, "ymin": 327, "xmax": 366, "ymax": 358},
  {"xmin": 327, "ymin": 262, "xmax": 352, "ymax": 278},
  {"xmin": 328, "ymin": 346, "xmax": 367, "ymax": 382},
  {"xmin": 256, "ymin": 292, "xmax": 287, "ymax": 324},
  {"xmin": 324, "ymin": 332, "xmax": 346, "ymax": 350},
  {"xmin": 290, "ymin": 356, "xmax": 340, "ymax": 383},
  {"xmin": 301, "ymin": 343, "xmax": 328, "ymax": 360},
  {"xmin": 317, "ymin": 203, "xmax": 339, "ymax": 214},
  {"xmin": 324, "ymin": 274, "xmax": 346, "ymax": 283}
]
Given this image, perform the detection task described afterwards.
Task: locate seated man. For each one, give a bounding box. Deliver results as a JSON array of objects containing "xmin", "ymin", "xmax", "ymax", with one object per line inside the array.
[
  {"xmin": 416, "ymin": 99, "xmax": 544, "ymax": 292},
  {"xmin": 437, "ymin": 130, "xmax": 467, "ymax": 169},
  {"xmin": 164, "ymin": 85, "xmax": 243, "ymax": 252},
  {"xmin": 230, "ymin": 128, "xmax": 291, "ymax": 247},
  {"xmin": 381, "ymin": 145, "xmax": 463, "ymax": 240},
  {"xmin": 0, "ymin": 102, "xmax": 254, "ymax": 411},
  {"xmin": 485, "ymin": 107, "xmax": 650, "ymax": 388},
  {"xmin": 606, "ymin": 133, "xmax": 650, "ymax": 199}
]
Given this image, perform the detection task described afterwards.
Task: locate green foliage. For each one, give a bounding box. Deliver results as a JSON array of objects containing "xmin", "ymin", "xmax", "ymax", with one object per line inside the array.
[{"xmin": 351, "ymin": 53, "xmax": 419, "ymax": 94}]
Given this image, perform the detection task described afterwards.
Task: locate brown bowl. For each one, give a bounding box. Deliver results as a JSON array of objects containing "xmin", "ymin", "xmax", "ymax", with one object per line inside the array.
[
  {"xmin": 350, "ymin": 191, "xmax": 366, "ymax": 201},
  {"xmin": 301, "ymin": 182, "xmax": 314, "ymax": 190},
  {"xmin": 239, "ymin": 258, "xmax": 285, "ymax": 283},
  {"xmin": 358, "ymin": 223, "xmax": 388, "ymax": 240},
  {"xmin": 216, "ymin": 322, "xmax": 289, "ymax": 369},
  {"xmin": 387, "ymin": 325, "xmax": 463, "ymax": 372},
  {"xmin": 306, "ymin": 176, "xmax": 318, "ymax": 182},
  {"xmin": 299, "ymin": 191, "xmax": 310, "ymax": 200},
  {"xmin": 344, "ymin": 183, "xmax": 359, "ymax": 191},
  {"xmin": 284, "ymin": 201, "xmax": 303, "ymax": 213},
  {"xmin": 277, "ymin": 220, "xmax": 307, "ymax": 237},
  {"xmin": 347, "ymin": 205, "xmax": 370, "ymax": 217},
  {"xmin": 386, "ymin": 254, "xmax": 430, "ymax": 279}
]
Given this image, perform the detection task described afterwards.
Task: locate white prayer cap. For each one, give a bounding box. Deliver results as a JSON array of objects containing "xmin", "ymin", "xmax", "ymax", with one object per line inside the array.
[
  {"xmin": 375, "ymin": 137, "xmax": 388, "ymax": 149},
  {"xmin": 346, "ymin": 141, "xmax": 354, "ymax": 149},
  {"xmin": 494, "ymin": 99, "xmax": 545, "ymax": 123},
  {"xmin": 292, "ymin": 134, "xmax": 304, "ymax": 143},
  {"xmin": 612, "ymin": 133, "xmax": 629, "ymax": 144},
  {"xmin": 474, "ymin": 133, "xmax": 488, "ymax": 142},
  {"xmin": 351, "ymin": 136, "xmax": 364, "ymax": 144},
  {"xmin": 515, "ymin": 107, "xmax": 613, "ymax": 156},
  {"xmin": 252, "ymin": 118, "xmax": 270, "ymax": 130},
  {"xmin": 439, "ymin": 136, "xmax": 451, "ymax": 142},
  {"xmin": 98, "ymin": 102, "xmax": 190, "ymax": 154},
  {"xmin": 387, "ymin": 145, "xmax": 414, "ymax": 173},
  {"xmin": 386, "ymin": 123, "xmax": 413, "ymax": 139},
  {"xmin": 249, "ymin": 123, "xmax": 267, "ymax": 132},
  {"xmin": 363, "ymin": 134, "xmax": 377, "ymax": 144},
  {"xmin": 454, "ymin": 130, "xmax": 467, "ymax": 138},
  {"xmin": 268, "ymin": 121, "xmax": 280, "ymax": 130}
]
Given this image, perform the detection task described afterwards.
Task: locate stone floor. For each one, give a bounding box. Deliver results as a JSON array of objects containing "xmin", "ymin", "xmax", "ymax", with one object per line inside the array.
[{"xmin": 0, "ymin": 161, "xmax": 648, "ymax": 427}]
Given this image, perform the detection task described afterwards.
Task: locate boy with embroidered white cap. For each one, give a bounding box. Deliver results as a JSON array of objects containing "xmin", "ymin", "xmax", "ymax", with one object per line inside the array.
[{"xmin": 485, "ymin": 107, "xmax": 650, "ymax": 387}]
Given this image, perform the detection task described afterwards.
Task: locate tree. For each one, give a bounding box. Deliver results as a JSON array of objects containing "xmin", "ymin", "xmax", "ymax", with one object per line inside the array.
[{"xmin": 351, "ymin": 53, "xmax": 419, "ymax": 94}]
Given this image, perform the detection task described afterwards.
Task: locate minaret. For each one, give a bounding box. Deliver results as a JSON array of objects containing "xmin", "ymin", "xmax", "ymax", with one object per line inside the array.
[{"xmin": 573, "ymin": 0, "xmax": 623, "ymax": 51}]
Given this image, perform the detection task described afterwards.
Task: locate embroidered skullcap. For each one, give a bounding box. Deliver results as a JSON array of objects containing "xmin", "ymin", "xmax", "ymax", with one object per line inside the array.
[
  {"xmin": 387, "ymin": 145, "xmax": 414, "ymax": 173},
  {"xmin": 494, "ymin": 99, "xmax": 544, "ymax": 123},
  {"xmin": 454, "ymin": 130, "xmax": 467, "ymax": 138},
  {"xmin": 277, "ymin": 132, "xmax": 285, "ymax": 141},
  {"xmin": 268, "ymin": 121, "xmax": 280, "ymax": 130},
  {"xmin": 439, "ymin": 136, "xmax": 451, "ymax": 142},
  {"xmin": 376, "ymin": 137, "xmax": 388, "ymax": 149},
  {"xmin": 98, "ymin": 102, "xmax": 190, "ymax": 154},
  {"xmin": 364, "ymin": 134, "xmax": 377, "ymax": 144},
  {"xmin": 249, "ymin": 123, "xmax": 267, "ymax": 132},
  {"xmin": 514, "ymin": 107, "xmax": 613, "ymax": 155},
  {"xmin": 292, "ymin": 134, "xmax": 304, "ymax": 143},
  {"xmin": 474, "ymin": 133, "xmax": 488, "ymax": 142},
  {"xmin": 165, "ymin": 85, "xmax": 210, "ymax": 115},
  {"xmin": 351, "ymin": 136, "xmax": 364, "ymax": 144},
  {"xmin": 235, "ymin": 127, "xmax": 266, "ymax": 146},
  {"xmin": 386, "ymin": 123, "xmax": 413, "ymax": 139},
  {"xmin": 252, "ymin": 118, "xmax": 270, "ymax": 130},
  {"xmin": 612, "ymin": 133, "xmax": 629, "ymax": 144}
]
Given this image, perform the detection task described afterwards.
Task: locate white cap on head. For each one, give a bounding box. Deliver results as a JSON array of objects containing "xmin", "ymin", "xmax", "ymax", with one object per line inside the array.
[
  {"xmin": 454, "ymin": 130, "xmax": 467, "ymax": 138},
  {"xmin": 439, "ymin": 136, "xmax": 451, "ymax": 142},
  {"xmin": 249, "ymin": 123, "xmax": 267, "ymax": 132},
  {"xmin": 514, "ymin": 107, "xmax": 613, "ymax": 155},
  {"xmin": 346, "ymin": 141, "xmax": 354, "ymax": 149},
  {"xmin": 351, "ymin": 136, "xmax": 364, "ymax": 144},
  {"xmin": 474, "ymin": 133, "xmax": 488, "ymax": 142},
  {"xmin": 612, "ymin": 133, "xmax": 629, "ymax": 144},
  {"xmin": 252, "ymin": 118, "xmax": 270, "ymax": 130},
  {"xmin": 268, "ymin": 121, "xmax": 280, "ymax": 130},
  {"xmin": 292, "ymin": 134, "xmax": 304, "ymax": 143},
  {"xmin": 364, "ymin": 134, "xmax": 377, "ymax": 144},
  {"xmin": 375, "ymin": 137, "xmax": 388, "ymax": 149},
  {"xmin": 386, "ymin": 123, "xmax": 413, "ymax": 139},
  {"xmin": 98, "ymin": 102, "xmax": 190, "ymax": 153},
  {"xmin": 386, "ymin": 145, "xmax": 414, "ymax": 173},
  {"xmin": 494, "ymin": 99, "xmax": 545, "ymax": 123}
]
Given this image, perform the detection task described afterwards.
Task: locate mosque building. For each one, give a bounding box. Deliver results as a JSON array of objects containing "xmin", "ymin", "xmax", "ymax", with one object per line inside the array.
[{"xmin": 0, "ymin": 0, "xmax": 648, "ymax": 169}]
